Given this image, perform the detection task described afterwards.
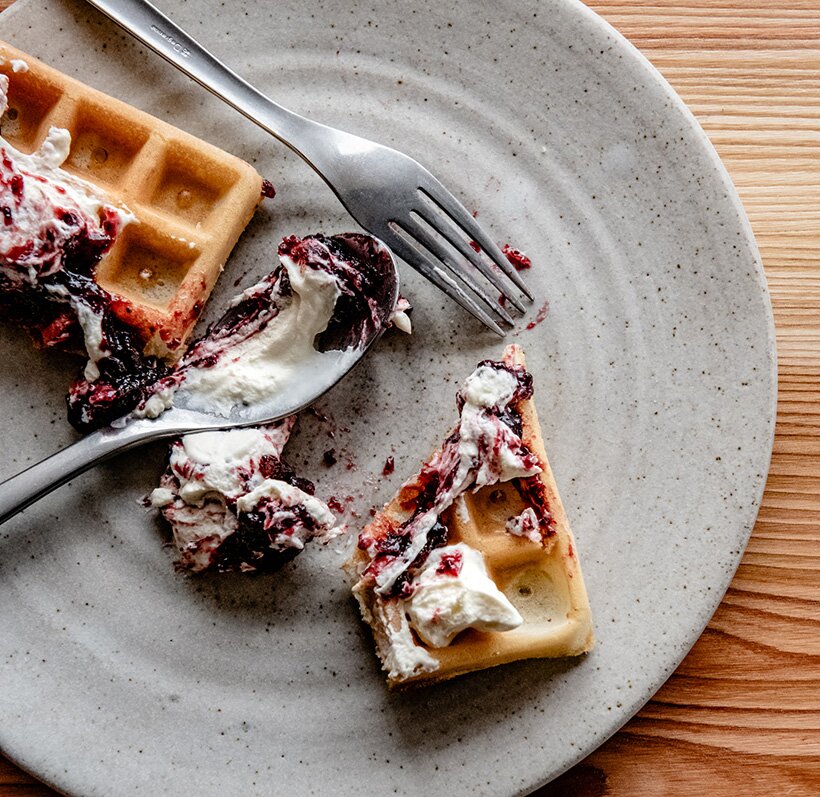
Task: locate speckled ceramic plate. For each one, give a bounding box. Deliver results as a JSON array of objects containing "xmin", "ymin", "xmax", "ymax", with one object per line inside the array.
[{"xmin": 0, "ymin": 0, "xmax": 775, "ymax": 794}]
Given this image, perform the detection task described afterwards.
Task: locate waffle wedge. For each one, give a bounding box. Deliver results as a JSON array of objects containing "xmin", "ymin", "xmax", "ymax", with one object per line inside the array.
[
  {"xmin": 349, "ymin": 344, "xmax": 594, "ymax": 688},
  {"xmin": 0, "ymin": 40, "xmax": 263, "ymax": 358}
]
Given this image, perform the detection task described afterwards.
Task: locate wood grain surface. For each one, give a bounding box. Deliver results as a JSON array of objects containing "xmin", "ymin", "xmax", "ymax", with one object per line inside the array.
[{"xmin": 2, "ymin": 1, "xmax": 819, "ymax": 795}]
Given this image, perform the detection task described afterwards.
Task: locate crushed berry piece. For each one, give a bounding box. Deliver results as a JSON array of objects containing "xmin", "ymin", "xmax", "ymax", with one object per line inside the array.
[
  {"xmin": 260, "ymin": 179, "xmax": 276, "ymax": 199},
  {"xmin": 323, "ymin": 448, "xmax": 338, "ymax": 466},
  {"xmin": 435, "ymin": 550, "xmax": 463, "ymax": 577},
  {"xmin": 382, "ymin": 456, "xmax": 395, "ymax": 476},
  {"xmin": 328, "ymin": 496, "xmax": 345, "ymax": 514},
  {"xmin": 502, "ymin": 244, "xmax": 532, "ymax": 271}
]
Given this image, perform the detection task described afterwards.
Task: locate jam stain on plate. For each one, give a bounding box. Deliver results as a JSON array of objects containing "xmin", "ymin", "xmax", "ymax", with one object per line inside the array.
[{"xmin": 526, "ymin": 301, "xmax": 550, "ymax": 331}]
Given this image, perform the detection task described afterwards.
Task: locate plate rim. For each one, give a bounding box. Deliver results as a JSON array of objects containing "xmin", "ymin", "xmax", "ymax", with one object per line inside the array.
[{"xmin": 522, "ymin": 0, "xmax": 777, "ymax": 787}]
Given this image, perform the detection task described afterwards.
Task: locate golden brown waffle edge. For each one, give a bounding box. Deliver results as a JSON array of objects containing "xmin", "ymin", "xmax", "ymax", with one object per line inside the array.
[
  {"xmin": 348, "ymin": 343, "xmax": 594, "ymax": 688},
  {"xmin": 0, "ymin": 40, "xmax": 264, "ymax": 358}
]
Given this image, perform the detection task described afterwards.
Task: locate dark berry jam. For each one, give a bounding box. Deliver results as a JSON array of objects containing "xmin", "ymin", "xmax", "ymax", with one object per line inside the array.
[
  {"xmin": 387, "ymin": 519, "xmax": 449, "ymax": 599},
  {"xmin": 516, "ymin": 475, "xmax": 555, "ymax": 538},
  {"xmin": 279, "ymin": 233, "xmax": 395, "ymax": 352},
  {"xmin": 0, "ymin": 139, "xmax": 169, "ymax": 432},
  {"xmin": 361, "ymin": 359, "xmax": 539, "ymax": 595}
]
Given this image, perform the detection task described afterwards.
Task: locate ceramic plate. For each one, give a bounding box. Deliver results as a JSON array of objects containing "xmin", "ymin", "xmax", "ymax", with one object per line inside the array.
[{"xmin": 0, "ymin": 0, "xmax": 775, "ymax": 794}]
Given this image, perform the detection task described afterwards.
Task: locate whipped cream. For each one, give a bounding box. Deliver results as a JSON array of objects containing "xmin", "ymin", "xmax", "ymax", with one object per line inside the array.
[
  {"xmin": 150, "ymin": 419, "xmax": 337, "ymax": 573},
  {"xmin": 72, "ymin": 299, "xmax": 108, "ymax": 381},
  {"xmin": 506, "ymin": 507, "xmax": 542, "ymax": 544},
  {"xmin": 388, "ymin": 295, "xmax": 412, "ymax": 334},
  {"xmin": 0, "ymin": 55, "xmax": 29, "ymax": 73},
  {"xmin": 459, "ymin": 364, "xmax": 543, "ymax": 487},
  {"xmin": 161, "ymin": 425, "xmax": 291, "ymax": 506},
  {"xmin": 352, "ymin": 581, "xmax": 439, "ymax": 681},
  {"xmin": 366, "ymin": 362, "xmax": 541, "ymax": 595},
  {"xmin": 177, "ymin": 258, "xmax": 344, "ymax": 416},
  {"xmin": 403, "ymin": 543, "xmax": 522, "ymax": 647},
  {"xmin": 381, "ymin": 616, "xmax": 439, "ymax": 680},
  {"xmin": 157, "ymin": 500, "xmax": 239, "ymax": 573}
]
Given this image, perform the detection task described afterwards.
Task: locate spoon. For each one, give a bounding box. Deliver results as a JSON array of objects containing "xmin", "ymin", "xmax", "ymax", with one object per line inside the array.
[{"xmin": 0, "ymin": 242, "xmax": 399, "ymax": 526}]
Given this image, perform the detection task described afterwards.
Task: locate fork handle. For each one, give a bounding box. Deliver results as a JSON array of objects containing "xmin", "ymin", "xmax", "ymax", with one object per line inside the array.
[
  {"xmin": 0, "ymin": 420, "xmax": 161, "ymax": 526},
  {"xmin": 85, "ymin": 0, "xmax": 326, "ymax": 163}
]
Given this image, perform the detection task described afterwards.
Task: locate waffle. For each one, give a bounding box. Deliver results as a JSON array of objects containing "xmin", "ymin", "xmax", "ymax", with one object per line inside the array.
[
  {"xmin": 0, "ymin": 40, "xmax": 263, "ymax": 357},
  {"xmin": 349, "ymin": 345, "xmax": 594, "ymax": 688}
]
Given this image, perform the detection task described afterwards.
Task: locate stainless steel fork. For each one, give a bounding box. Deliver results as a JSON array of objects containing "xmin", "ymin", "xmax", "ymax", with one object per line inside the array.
[{"xmin": 86, "ymin": 0, "xmax": 532, "ymax": 335}]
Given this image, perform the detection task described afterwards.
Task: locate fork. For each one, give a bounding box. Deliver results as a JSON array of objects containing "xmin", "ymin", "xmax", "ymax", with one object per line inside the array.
[{"xmin": 86, "ymin": 0, "xmax": 532, "ymax": 335}]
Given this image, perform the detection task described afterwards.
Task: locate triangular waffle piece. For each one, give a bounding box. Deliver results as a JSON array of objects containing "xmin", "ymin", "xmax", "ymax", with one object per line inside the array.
[
  {"xmin": 348, "ymin": 344, "xmax": 594, "ymax": 688},
  {"xmin": 0, "ymin": 41, "xmax": 263, "ymax": 358}
]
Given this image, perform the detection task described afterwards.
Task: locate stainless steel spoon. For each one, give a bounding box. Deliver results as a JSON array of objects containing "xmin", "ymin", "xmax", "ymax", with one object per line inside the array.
[{"xmin": 0, "ymin": 248, "xmax": 399, "ymax": 526}]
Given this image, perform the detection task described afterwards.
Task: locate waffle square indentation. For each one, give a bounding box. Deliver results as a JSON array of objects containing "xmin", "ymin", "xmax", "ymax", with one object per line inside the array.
[
  {"xmin": 97, "ymin": 225, "xmax": 200, "ymax": 310},
  {"xmin": 150, "ymin": 142, "xmax": 239, "ymax": 226},
  {"xmin": 63, "ymin": 101, "xmax": 150, "ymax": 188},
  {"xmin": 0, "ymin": 67, "xmax": 62, "ymax": 153}
]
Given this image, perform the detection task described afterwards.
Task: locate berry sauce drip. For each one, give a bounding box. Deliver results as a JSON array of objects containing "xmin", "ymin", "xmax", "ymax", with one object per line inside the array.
[
  {"xmin": 0, "ymin": 136, "xmax": 169, "ymax": 432},
  {"xmin": 361, "ymin": 359, "xmax": 538, "ymax": 597}
]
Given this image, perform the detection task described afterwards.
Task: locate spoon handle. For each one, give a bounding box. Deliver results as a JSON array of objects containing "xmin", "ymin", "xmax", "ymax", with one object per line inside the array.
[{"xmin": 0, "ymin": 421, "xmax": 164, "ymax": 525}]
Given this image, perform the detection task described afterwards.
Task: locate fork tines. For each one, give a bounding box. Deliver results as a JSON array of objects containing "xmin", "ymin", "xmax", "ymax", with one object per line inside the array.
[{"xmin": 380, "ymin": 174, "xmax": 533, "ymax": 336}]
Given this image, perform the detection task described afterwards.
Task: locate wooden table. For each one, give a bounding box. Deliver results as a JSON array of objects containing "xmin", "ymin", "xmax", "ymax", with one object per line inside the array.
[{"xmin": 2, "ymin": 1, "xmax": 818, "ymax": 794}]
